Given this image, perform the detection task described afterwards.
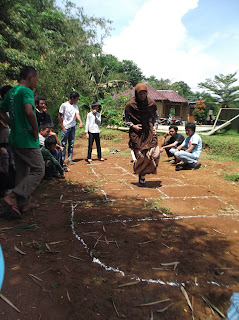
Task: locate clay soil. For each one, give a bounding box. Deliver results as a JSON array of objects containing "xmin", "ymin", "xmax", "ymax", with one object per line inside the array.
[{"xmin": 0, "ymin": 131, "xmax": 239, "ymax": 320}]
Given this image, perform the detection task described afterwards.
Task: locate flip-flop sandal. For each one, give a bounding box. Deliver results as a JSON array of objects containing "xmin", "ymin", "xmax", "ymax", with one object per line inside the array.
[
  {"xmin": 2, "ymin": 198, "xmax": 21, "ymax": 216},
  {"xmin": 139, "ymin": 176, "xmax": 146, "ymax": 185}
]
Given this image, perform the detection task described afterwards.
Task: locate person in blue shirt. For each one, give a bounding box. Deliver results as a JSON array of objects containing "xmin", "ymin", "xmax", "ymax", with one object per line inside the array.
[{"xmin": 172, "ymin": 122, "xmax": 202, "ymax": 170}]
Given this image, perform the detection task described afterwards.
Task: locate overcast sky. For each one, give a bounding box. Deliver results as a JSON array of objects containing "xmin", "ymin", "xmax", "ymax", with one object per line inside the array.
[{"xmin": 56, "ymin": 0, "xmax": 239, "ymax": 91}]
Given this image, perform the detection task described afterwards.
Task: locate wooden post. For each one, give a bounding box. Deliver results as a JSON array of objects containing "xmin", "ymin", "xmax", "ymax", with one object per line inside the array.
[{"xmin": 212, "ymin": 108, "xmax": 222, "ymax": 129}]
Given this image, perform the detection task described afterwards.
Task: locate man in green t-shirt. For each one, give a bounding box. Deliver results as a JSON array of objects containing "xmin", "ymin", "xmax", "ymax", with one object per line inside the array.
[{"xmin": 0, "ymin": 66, "xmax": 45, "ymax": 217}]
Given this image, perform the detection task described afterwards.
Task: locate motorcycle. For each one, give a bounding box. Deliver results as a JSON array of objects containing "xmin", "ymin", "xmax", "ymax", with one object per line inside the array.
[
  {"xmin": 174, "ymin": 118, "xmax": 182, "ymax": 125},
  {"xmin": 160, "ymin": 116, "xmax": 182, "ymax": 126},
  {"xmin": 160, "ymin": 117, "xmax": 168, "ymax": 125}
]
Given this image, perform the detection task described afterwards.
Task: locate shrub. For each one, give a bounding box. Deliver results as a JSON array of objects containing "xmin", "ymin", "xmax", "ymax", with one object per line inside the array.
[{"xmin": 193, "ymin": 99, "xmax": 207, "ymax": 124}]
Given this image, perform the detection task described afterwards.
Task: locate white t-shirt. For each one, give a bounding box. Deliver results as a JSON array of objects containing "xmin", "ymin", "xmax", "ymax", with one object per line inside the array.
[
  {"xmin": 38, "ymin": 133, "xmax": 45, "ymax": 147},
  {"xmin": 59, "ymin": 101, "xmax": 79, "ymax": 129},
  {"xmin": 183, "ymin": 133, "xmax": 202, "ymax": 158},
  {"xmin": 85, "ymin": 111, "xmax": 101, "ymax": 133}
]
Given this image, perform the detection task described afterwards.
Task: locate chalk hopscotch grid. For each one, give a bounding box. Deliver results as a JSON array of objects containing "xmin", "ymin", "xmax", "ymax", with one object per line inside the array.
[
  {"xmin": 86, "ymin": 162, "xmax": 238, "ymax": 212},
  {"xmin": 70, "ymin": 161, "xmax": 239, "ymax": 288}
]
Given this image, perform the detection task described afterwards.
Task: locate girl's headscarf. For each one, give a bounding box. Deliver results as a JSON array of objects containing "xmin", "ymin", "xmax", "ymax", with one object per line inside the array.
[{"xmin": 135, "ymin": 82, "xmax": 148, "ymax": 106}]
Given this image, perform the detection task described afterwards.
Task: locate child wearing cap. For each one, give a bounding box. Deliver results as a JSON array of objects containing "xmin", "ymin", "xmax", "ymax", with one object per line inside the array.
[{"xmin": 85, "ymin": 102, "xmax": 104, "ymax": 163}]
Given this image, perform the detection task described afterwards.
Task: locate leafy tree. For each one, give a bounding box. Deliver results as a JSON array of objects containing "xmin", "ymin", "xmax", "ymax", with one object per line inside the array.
[
  {"xmin": 146, "ymin": 76, "xmax": 171, "ymax": 90},
  {"xmin": 198, "ymin": 72, "xmax": 239, "ymax": 108},
  {"xmin": 171, "ymin": 81, "xmax": 192, "ymax": 99},
  {"xmin": 118, "ymin": 60, "xmax": 144, "ymax": 86},
  {"xmin": 95, "ymin": 54, "xmax": 128, "ymax": 84}
]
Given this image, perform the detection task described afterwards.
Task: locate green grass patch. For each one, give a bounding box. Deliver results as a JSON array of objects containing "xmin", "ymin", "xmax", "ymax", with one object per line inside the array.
[
  {"xmin": 223, "ymin": 173, "xmax": 239, "ymax": 182},
  {"xmin": 202, "ymin": 134, "xmax": 239, "ymax": 161},
  {"xmin": 75, "ymin": 127, "xmax": 85, "ymax": 139},
  {"xmin": 75, "ymin": 127, "xmax": 123, "ymax": 142},
  {"xmin": 219, "ymin": 129, "xmax": 239, "ymax": 136},
  {"xmin": 100, "ymin": 128, "xmax": 123, "ymax": 142}
]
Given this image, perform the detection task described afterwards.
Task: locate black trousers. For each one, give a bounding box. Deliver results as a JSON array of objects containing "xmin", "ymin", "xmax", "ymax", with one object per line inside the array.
[{"xmin": 87, "ymin": 132, "xmax": 101, "ymax": 159}]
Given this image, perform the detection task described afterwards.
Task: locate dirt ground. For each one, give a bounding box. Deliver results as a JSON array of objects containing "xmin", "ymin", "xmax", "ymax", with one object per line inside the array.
[{"xmin": 0, "ymin": 131, "xmax": 239, "ymax": 320}]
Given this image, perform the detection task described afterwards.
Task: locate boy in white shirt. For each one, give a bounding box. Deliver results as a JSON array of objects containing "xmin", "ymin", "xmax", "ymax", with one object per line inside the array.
[
  {"xmin": 58, "ymin": 91, "xmax": 83, "ymax": 165},
  {"xmin": 85, "ymin": 102, "xmax": 104, "ymax": 163},
  {"xmin": 172, "ymin": 122, "xmax": 202, "ymax": 170}
]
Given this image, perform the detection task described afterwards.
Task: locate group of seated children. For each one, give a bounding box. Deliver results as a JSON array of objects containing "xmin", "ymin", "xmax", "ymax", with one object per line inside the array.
[
  {"xmin": 38, "ymin": 123, "xmax": 66, "ymax": 180},
  {"xmin": 41, "ymin": 135, "xmax": 65, "ymax": 180},
  {"xmin": 161, "ymin": 123, "xmax": 202, "ymax": 170}
]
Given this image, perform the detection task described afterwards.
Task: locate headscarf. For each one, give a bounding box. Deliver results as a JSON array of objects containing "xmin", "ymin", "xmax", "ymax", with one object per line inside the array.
[
  {"xmin": 124, "ymin": 83, "xmax": 158, "ymax": 151},
  {"xmin": 135, "ymin": 82, "xmax": 148, "ymax": 107}
]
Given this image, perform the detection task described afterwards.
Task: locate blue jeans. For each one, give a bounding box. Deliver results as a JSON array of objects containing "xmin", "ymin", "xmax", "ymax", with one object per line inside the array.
[
  {"xmin": 61, "ymin": 126, "xmax": 75, "ymax": 162},
  {"xmin": 51, "ymin": 149, "xmax": 63, "ymax": 166},
  {"xmin": 170, "ymin": 148, "xmax": 198, "ymax": 165}
]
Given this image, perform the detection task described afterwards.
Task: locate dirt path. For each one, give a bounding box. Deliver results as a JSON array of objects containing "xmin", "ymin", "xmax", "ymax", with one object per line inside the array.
[{"xmin": 0, "ymin": 131, "xmax": 239, "ymax": 320}]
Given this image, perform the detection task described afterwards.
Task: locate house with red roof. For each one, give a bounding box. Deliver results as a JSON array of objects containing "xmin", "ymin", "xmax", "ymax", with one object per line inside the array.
[{"xmin": 114, "ymin": 84, "xmax": 190, "ymax": 122}]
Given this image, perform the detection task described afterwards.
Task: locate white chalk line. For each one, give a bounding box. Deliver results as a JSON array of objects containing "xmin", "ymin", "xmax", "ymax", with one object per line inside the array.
[
  {"xmin": 91, "ymin": 167, "xmax": 100, "ymax": 178},
  {"xmin": 70, "ymin": 204, "xmax": 230, "ymax": 288},
  {"xmin": 89, "ymin": 164, "xmax": 239, "ymax": 212},
  {"xmin": 73, "ymin": 194, "xmax": 238, "ymax": 214},
  {"xmin": 156, "ymin": 188, "xmax": 170, "ymax": 198},
  {"xmin": 69, "ymin": 162, "xmax": 238, "ymax": 286},
  {"xmin": 101, "ymin": 189, "xmax": 109, "ymax": 201},
  {"xmin": 74, "ymin": 213, "xmax": 239, "ymax": 225}
]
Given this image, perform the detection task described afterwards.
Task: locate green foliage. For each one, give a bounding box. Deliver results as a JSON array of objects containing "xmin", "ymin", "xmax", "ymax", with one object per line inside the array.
[
  {"xmin": 198, "ymin": 72, "xmax": 239, "ymax": 108},
  {"xmin": 97, "ymin": 95, "xmax": 129, "ymax": 127},
  {"xmin": 0, "ymin": 0, "xmax": 112, "ymax": 126},
  {"xmin": 97, "ymin": 54, "xmax": 144, "ymax": 87},
  {"xmin": 146, "ymin": 76, "xmax": 171, "ymax": 90},
  {"xmin": 119, "ymin": 60, "xmax": 144, "ymax": 86},
  {"xmin": 1, "ymin": 0, "xmax": 238, "ymax": 135},
  {"xmin": 100, "ymin": 128, "xmax": 123, "ymax": 142},
  {"xmin": 203, "ymin": 134, "xmax": 239, "ymax": 161},
  {"xmin": 171, "ymin": 81, "xmax": 191, "ymax": 98},
  {"xmin": 219, "ymin": 129, "xmax": 239, "ymax": 136},
  {"xmin": 193, "ymin": 99, "xmax": 207, "ymax": 123},
  {"xmin": 223, "ymin": 173, "xmax": 239, "ymax": 182}
]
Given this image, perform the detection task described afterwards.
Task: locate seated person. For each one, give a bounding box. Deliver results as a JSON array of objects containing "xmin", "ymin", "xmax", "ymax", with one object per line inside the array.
[
  {"xmin": 171, "ymin": 122, "xmax": 202, "ymax": 170},
  {"xmin": 0, "ymin": 85, "xmax": 15, "ymax": 195},
  {"xmin": 0, "ymin": 146, "xmax": 15, "ymax": 197},
  {"xmin": 41, "ymin": 136, "xmax": 65, "ymax": 180},
  {"xmin": 161, "ymin": 125, "xmax": 184, "ymax": 162},
  {"xmin": 0, "ymin": 85, "xmax": 12, "ymax": 148},
  {"xmin": 49, "ymin": 125, "xmax": 64, "ymax": 167},
  {"xmin": 39, "ymin": 124, "xmax": 64, "ymax": 167},
  {"xmin": 39, "ymin": 123, "xmax": 51, "ymax": 147},
  {"xmin": 35, "ymin": 96, "xmax": 53, "ymax": 127}
]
